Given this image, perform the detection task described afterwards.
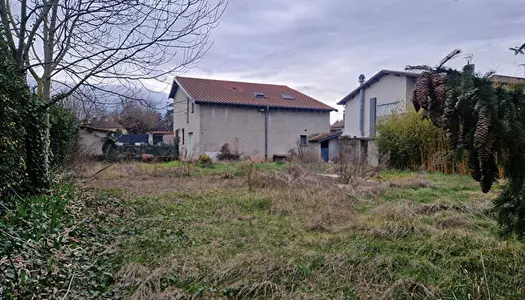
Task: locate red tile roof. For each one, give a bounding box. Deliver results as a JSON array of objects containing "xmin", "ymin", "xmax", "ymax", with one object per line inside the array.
[
  {"xmin": 175, "ymin": 76, "xmax": 336, "ymax": 111},
  {"xmin": 490, "ymin": 74, "xmax": 525, "ymax": 85},
  {"xmin": 331, "ymin": 120, "xmax": 344, "ymax": 131},
  {"xmin": 309, "ymin": 131, "xmax": 342, "ymax": 143}
]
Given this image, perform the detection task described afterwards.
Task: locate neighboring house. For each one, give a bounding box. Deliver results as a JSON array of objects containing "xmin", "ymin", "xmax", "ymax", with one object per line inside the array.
[
  {"xmin": 336, "ymin": 69, "xmax": 525, "ymax": 165},
  {"xmin": 338, "ymin": 70, "xmax": 525, "ymax": 140},
  {"xmin": 307, "ymin": 120, "xmax": 344, "ymax": 162},
  {"xmin": 336, "ymin": 70, "xmax": 420, "ymax": 166},
  {"xmin": 337, "ymin": 70, "xmax": 420, "ymax": 139},
  {"xmin": 82, "ymin": 119, "xmax": 128, "ymax": 134},
  {"xmin": 79, "ymin": 125, "xmax": 116, "ymax": 155},
  {"xmin": 308, "ymin": 131, "xmax": 342, "ymax": 162},
  {"xmin": 490, "ymin": 74, "xmax": 525, "ymax": 86},
  {"xmin": 330, "ymin": 120, "xmax": 344, "ymax": 132},
  {"xmin": 169, "ymin": 76, "xmax": 336, "ymax": 160}
]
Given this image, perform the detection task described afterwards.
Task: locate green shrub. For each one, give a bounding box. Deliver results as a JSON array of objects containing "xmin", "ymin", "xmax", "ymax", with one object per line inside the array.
[
  {"xmin": 197, "ymin": 154, "xmax": 213, "ymax": 167},
  {"xmin": 49, "ymin": 104, "xmax": 79, "ymax": 169},
  {"xmin": 0, "ymin": 32, "xmax": 29, "ymax": 197},
  {"xmin": 376, "ymin": 111, "xmax": 463, "ymax": 173}
]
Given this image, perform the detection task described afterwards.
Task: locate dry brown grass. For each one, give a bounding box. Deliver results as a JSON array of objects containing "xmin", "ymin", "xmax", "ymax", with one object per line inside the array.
[
  {"xmin": 388, "ymin": 177, "xmax": 435, "ymax": 189},
  {"xmin": 117, "ymin": 263, "xmax": 168, "ymax": 299},
  {"xmin": 78, "ymin": 161, "xmax": 193, "ymax": 181},
  {"xmin": 437, "ymin": 216, "xmax": 473, "ymax": 229},
  {"xmin": 79, "ymin": 161, "xmax": 244, "ymax": 197},
  {"xmin": 79, "ymin": 162, "xmax": 523, "ymax": 299},
  {"xmin": 380, "ymin": 278, "xmax": 442, "ymax": 300}
]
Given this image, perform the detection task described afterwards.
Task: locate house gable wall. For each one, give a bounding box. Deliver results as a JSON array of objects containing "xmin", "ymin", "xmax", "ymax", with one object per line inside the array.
[
  {"xmin": 198, "ymin": 104, "xmax": 330, "ymax": 158},
  {"xmin": 173, "ymin": 87, "xmax": 201, "ymax": 158},
  {"xmin": 343, "ymin": 74, "xmax": 410, "ymax": 138}
]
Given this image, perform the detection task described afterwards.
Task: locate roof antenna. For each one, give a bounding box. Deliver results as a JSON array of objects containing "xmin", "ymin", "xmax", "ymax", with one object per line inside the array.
[{"xmin": 464, "ymin": 53, "xmax": 473, "ymax": 65}]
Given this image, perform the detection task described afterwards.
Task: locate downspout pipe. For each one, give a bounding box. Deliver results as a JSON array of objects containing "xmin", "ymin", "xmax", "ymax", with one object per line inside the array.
[
  {"xmin": 358, "ymin": 74, "xmax": 366, "ymax": 137},
  {"xmin": 265, "ymin": 105, "xmax": 269, "ymax": 161}
]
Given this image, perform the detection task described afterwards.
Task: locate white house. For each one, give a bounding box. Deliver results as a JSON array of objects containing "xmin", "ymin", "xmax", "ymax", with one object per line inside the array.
[
  {"xmin": 337, "ymin": 70, "xmax": 420, "ymax": 138},
  {"xmin": 169, "ymin": 76, "xmax": 336, "ymax": 160}
]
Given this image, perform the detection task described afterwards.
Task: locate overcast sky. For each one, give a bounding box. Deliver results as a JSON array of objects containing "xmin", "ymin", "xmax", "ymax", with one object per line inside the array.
[{"xmin": 165, "ymin": 0, "xmax": 525, "ymax": 122}]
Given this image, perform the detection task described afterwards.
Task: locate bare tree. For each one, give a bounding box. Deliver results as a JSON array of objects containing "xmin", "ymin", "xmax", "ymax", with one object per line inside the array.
[
  {"xmin": 0, "ymin": 0, "xmax": 226, "ymax": 103},
  {"xmin": 114, "ymin": 101, "xmax": 163, "ymax": 133},
  {"xmin": 0, "ymin": 0, "xmax": 226, "ymax": 191}
]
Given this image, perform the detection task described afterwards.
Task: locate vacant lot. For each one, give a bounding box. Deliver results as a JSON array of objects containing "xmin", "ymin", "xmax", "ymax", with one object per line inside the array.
[{"xmin": 81, "ymin": 161, "xmax": 524, "ymax": 299}]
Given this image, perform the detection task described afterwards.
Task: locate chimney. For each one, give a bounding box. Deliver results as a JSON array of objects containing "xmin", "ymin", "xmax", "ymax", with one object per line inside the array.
[{"xmin": 358, "ymin": 74, "xmax": 366, "ymax": 85}]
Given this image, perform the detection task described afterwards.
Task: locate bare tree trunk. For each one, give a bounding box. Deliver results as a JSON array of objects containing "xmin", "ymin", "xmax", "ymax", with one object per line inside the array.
[
  {"xmin": 0, "ymin": 0, "xmax": 226, "ymax": 194},
  {"xmin": 23, "ymin": 0, "xmax": 59, "ymax": 193}
]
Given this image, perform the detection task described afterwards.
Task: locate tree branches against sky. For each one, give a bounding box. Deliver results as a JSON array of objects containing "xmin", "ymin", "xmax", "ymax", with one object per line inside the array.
[{"xmin": 0, "ymin": 0, "xmax": 227, "ymax": 106}]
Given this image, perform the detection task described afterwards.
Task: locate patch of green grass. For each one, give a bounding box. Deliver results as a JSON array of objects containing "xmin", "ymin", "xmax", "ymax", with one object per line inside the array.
[
  {"xmin": 144, "ymin": 160, "xmax": 181, "ymax": 168},
  {"xmin": 90, "ymin": 165, "xmax": 524, "ymax": 299}
]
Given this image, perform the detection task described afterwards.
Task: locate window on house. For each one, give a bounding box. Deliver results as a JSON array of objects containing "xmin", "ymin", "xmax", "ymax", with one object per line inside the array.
[
  {"xmin": 300, "ymin": 135, "xmax": 307, "ymax": 146},
  {"xmin": 253, "ymin": 92, "xmax": 265, "ymax": 98},
  {"xmin": 186, "ymin": 98, "xmax": 190, "ymax": 123},
  {"xmin": 182, "ymin": 128, "xmax": 185, "ymax": 145},
  {"xmin": 281, "ymin": 94, "xmax": 294, "ymax": 100},
  {"xmin": 191, "ymin": 103, "xmax": 194, "ymax": 113},
  {"xmin": 377, "ymin": 101, "xmax": 399, "ymax": 117}
]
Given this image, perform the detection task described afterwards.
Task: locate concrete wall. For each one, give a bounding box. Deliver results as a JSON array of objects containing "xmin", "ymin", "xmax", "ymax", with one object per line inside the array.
[
  {"xmin": 79, "ymin": 129, "xmax": 108, "ymax": 155},
  {"xmin": 305, "ymin": 142, "xmax": 321, "ymax": 161},
  {"xmin": 267, "ymin": 108, "xmax": 330, "ymax": 155},
  {"xmin": 162, "ymin": 134, "xmax": 175, "ymax": 145},
  {"xmin": 173, "ymin": 88, "xmax": 200, "ymax": 158},
  {"xmin": 339, "ymin": 137, "xmax": 379, "ymax": 166},
  {"xmin": 343, "ymin": 74, "xmax": 410, "ymax": 139},
  {"xmin": 199, "ymin": 105, "xmax": 265, "ymax": 156},
  {"xmin": 329, "ymin": 139, "xmax": 339, "ymax": 161},
  {"xmin": 198, "ymin": 104, "xmax": 330, "ymax": 158}
]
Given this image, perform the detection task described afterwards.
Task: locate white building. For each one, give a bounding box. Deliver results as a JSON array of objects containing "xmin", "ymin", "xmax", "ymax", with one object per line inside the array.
[
  {"xmin": 337, "ymin": 70, "xmax": 419, "ymax": 138},
  {"xmin": 169, "ymin": 76, "xmax": 336, "ymax": 160}
]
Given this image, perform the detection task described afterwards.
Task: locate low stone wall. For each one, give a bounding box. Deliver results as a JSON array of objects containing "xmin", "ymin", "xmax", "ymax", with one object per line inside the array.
[{"xmin": 339, "ymin": 136, "xmax": 379, "ymax": 166}]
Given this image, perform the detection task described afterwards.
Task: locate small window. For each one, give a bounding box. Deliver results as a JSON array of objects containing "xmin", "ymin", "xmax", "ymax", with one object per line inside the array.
[
  {"xmin": 253, "ymin": 92, "xmax": 265, "ymax": 98},
  {"xmin": 281, "ymin": 94, "xmax": 294, "ymax": 100},
  {"xmin": 191, "ymin": 103, "xmax": 194, "ymax": 113},
  {"xmin": 300, "ymin": 135, "xmax": 307, "ymax": 146},
  {"xmin": 182, "ymin": 128, "xmax": 185, "ymax": 145}
]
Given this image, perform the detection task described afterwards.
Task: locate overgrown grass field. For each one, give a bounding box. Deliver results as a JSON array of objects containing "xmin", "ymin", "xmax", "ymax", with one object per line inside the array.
[{"xmin": 79, "ymin": 161, "xmax": 524, "ymax": 299}]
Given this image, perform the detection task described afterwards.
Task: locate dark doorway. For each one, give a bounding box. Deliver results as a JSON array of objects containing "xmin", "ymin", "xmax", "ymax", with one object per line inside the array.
[{"xmin": 321, "ymin": 141, "xmax": 329, "ymax": 162}]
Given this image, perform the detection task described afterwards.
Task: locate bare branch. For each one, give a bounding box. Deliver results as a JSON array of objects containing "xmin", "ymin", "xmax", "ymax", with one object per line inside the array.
[
  {"xmin": 3, "ymin": 0, "xmax": 227, "ymax": 107},
  {"xmin": 437, "ymin": 49, "xmax": 461, "ymax": 70},
  {"xmin": 510, "ymin": 42, "xmax": 525, "ymax": 55}
]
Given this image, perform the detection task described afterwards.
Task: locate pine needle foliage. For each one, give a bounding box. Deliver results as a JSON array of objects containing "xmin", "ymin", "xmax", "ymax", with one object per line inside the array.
[{"xmin": 407, "ymin": 50, "xmax": 525, "ymax": 237}]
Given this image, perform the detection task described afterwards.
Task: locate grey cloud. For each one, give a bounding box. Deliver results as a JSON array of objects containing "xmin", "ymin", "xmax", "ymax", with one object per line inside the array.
[{"xmin": 177, "ymin": 0, "xmax": 525, "ymax": 121}]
